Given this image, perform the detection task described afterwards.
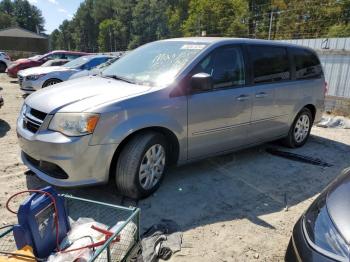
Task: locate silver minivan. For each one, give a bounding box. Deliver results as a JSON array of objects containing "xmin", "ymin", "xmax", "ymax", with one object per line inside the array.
[{"xmin": 17, "ymin": 38, "xmax": 325, "ymax": 199}]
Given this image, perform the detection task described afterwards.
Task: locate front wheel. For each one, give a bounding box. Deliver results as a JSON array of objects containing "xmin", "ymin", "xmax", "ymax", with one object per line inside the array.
[
  {"xmin": 283, "ymin": 108, "xmax": 313, "ymax": 148},
  {"xmin": 0, "ymin": 62, "xmax": 6, "ymax": 73},
  {"xmin": 115, "ymin": 132, "xmax": 167, "ymax": 199}
]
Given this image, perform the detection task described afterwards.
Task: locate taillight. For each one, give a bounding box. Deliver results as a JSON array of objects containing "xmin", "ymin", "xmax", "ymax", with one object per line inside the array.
[{"xmin": 324, "ymin": 81, "xmax": 328, "ymax": 95}]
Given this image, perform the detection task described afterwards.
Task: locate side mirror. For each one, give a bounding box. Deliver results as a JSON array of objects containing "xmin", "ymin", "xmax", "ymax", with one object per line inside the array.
[{"xmin": 191, "ymin": 73, "xmax": 213, "ymax": 92}]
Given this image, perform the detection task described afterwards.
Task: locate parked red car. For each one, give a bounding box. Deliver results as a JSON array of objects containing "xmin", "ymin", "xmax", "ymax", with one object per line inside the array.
[{"xmin": 6, "ymin": 50, "xmax": 89, "ymax": 78}]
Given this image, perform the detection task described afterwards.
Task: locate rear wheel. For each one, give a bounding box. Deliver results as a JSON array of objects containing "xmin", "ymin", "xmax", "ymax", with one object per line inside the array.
[
  {"xmin": 0, "ymin": 62, "xmax": 6, "ymax": 73},
  {"xmin": 42, "ymin": 79, "xmax": 62, "ymax": 88},
  {"xmin": 283, "ymin": 108, "xmax": 313, "ymax": 148},
  {"xmin": 115, "ymin": 132, "xmax": 167, "ymax": 199}
]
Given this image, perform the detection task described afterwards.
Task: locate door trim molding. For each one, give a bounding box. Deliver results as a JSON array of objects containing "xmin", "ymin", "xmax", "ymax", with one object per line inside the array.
[{"xmin": 192, "ymin": 113, "xmax": 289, "ymax": 136}]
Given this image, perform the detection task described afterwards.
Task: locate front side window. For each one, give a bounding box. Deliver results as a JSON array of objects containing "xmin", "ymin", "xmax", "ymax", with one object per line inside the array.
[
  {"xmin": 212, "ymin": 47, "xmax": 245, "ymax": 89},
  {"xmin": 192, "ymin": 46, "xmax": 245, "ymax": 91},
  {"xmin": 250, "ymin": 46, "xmax": 290, "ymax": 84},
  {"xmin": 103, "ymin": 41, "xmax": 208, "ymax": 87},
  {"xmin": 293, "ymin": 48, "xmax": 323, "ymax": 79}
]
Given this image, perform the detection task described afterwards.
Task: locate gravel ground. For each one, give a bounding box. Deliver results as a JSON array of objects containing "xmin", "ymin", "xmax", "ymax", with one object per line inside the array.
[{"xmin": 0, "ymin": 73, "xmax": 350, "ymax": 261}]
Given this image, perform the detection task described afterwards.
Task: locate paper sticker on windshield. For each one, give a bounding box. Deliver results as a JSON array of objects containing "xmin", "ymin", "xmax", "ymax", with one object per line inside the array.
[{"xmin": 181, "ymin": 44, "xmax": 206, "ymax": 50}]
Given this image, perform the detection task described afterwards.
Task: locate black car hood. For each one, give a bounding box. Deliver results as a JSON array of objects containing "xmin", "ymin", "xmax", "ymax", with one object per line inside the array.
[{"xmin": 326, "ymin": 167, "xmax": 350, "ymax": 244}]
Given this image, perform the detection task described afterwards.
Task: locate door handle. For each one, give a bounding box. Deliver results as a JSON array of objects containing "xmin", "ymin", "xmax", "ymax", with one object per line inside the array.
[
  {"xmin": 255, "ymin": 92, "xmax": 268, "ymax": 98},
  {"xmin": 236, "ymin": 95, "xmax": 250, "ymax": 101}
]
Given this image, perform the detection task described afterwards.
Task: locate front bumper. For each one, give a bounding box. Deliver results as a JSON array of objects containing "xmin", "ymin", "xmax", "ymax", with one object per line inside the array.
[
  {"xmin": 285, "ymin": 217, "xmax": 337, "ymax": 262},
  {"xmin": 18, "ymin": 76, "xmax": 43, "ymax": 94},
  {"xmin": 17, "ymin": 121, "xmax": 118, "ymax": 187}
]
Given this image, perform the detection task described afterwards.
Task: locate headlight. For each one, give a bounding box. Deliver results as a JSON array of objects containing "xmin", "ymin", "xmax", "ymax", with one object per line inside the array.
[
  {"xmin": 303, "ymin": 194, "xmax": 349, "ymax": 261},
  {"xmin": 19, "ymin": 103, "xmax": 27, "ymax": 117},
  {"xmin": 49, "ymin": 113, "xmax": 100, "ymax": 137},
  {"xmin": 26, "ymin": 74, "xmax": 46, "ymax": 81}
]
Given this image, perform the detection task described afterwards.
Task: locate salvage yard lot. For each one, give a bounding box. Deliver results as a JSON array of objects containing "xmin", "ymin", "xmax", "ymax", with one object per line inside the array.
[{"xmin": 0, "ymin": 73, "xmax": 349, "ymax": 261}]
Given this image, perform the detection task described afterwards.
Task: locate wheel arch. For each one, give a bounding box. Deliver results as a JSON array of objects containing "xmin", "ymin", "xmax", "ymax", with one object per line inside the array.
[
  {"xmin": 304, "ymin": 104, "xmax": 316, "ymax": 121},
  {"xmin": 0, "ymin": 61, "xmax": 7, "ymax": 72},
  {"xmin": 42, "ymin": 78, "xmax": 62, "ymax": 88},
  {"xmin": 291, "ymin": 102, "xmax": 317, "ymax": 125},
  {"xmin": 108, "ymin": 126, "xmax": 180, "ymax": 180}
]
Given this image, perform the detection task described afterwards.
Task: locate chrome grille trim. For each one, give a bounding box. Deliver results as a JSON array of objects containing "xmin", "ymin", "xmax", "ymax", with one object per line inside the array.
[{"xmin": 22, "ymin": 106, "xmax": 47, "ymax": 133}]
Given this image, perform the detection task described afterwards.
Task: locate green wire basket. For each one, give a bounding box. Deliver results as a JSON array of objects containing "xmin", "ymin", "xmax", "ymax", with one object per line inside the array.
[{"xmin": 0, "ymin": 194, "xmax": 141, "ymax": 262}]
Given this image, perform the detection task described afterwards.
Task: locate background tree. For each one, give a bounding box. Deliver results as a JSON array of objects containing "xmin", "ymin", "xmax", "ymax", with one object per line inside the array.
[
  {"xmin": 98, "ymin": 18, "xmax": 127, "ymax": 51},
  {"xmin": 49, "ymin": 29, "xmax": 61, "ymax": 50},
  {"xmin": 47, "ymin": 0, "xmax": 350, "ymax": 51},
  {"xmin": 0, "ymin": 0, "xmax": 45, "ymax": 33}
]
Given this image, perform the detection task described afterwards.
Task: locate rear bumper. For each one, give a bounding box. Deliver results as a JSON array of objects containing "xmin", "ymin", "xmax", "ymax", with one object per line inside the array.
[
  {"xmin": 314, "ymin": 101, "xmax": 324, "ymax": 124},
  {"xmin": 7, "ymin": 67, "xmax": 18, "ymax": 78},
  {"xmin": 286, "ymin": 217, "xmax": 336, "ymax": 262},
  {"xmin": 17, "ymin": 123, "xmax": 118, "ymax": 187}
]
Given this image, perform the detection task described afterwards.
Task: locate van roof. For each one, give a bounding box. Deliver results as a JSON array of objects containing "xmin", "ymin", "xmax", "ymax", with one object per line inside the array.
[{"xmin": 162, "ymin": 37, "xmax": 314, "ymax": 51}]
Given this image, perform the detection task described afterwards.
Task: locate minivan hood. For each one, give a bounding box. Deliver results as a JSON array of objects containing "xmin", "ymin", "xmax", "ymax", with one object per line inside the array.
[
  {"xmin": 19, "ymin": 66, "xmax": 72, "ymax": 76},
  {"xmin": 326, "ymin": 168, "xmax": 350, "ymax": 244},
  {"xmin": 25, "ymin": 76, "xmax": 152, "ymax": 113}
]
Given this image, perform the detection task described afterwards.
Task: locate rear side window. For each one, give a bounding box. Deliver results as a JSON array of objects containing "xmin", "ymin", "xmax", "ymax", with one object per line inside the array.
[
  {"xmin": 66, "ymin": 54, "xmax": 81, "ymax": 60},
  {"xmin": 85, "ymin": 57, "xmax": 109, "ymax": 69},
  {"xmin": 250, "ymin": 46, "xmax": 290, "ymax": 84},
  {"xmin": 292, "ymin": 48, "xmax": 322, "ymax": 79}
]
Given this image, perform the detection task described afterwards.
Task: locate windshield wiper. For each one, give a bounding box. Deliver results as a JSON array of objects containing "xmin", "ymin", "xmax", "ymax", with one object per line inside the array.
[{"xmin": 102, "ymin": 74, "xmax": 135, "ymax": 84}]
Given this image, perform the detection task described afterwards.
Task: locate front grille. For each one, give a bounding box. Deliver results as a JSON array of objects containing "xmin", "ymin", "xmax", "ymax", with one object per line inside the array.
[
  {"xmin": 30, "ymin": 108, "xmax": 47, "ymax": 121},
  {"xmin": 23, "ymin": 152, "xmax": 69, "ymax": 179},
  {"xmin": 22, "ymin": 106, "xmax": 47, "ymax": 133},
  {"xmin": 24, "ymin": 120, "xmax": 41, "ymax": 133}
]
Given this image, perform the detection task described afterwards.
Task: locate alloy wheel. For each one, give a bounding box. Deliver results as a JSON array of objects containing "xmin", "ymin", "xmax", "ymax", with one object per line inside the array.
[
  {"xmin": 294, "ymin": 114, "xmax": 310, "ymax": 143},
  {"xmin": 139, "ymin": 144, "xmax": 166, "ymax": 190}
]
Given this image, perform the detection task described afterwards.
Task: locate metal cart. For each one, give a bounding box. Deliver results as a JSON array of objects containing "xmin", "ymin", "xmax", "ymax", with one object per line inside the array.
[{"xmin": 0, "ymin": 194, "xmax": 141, "ymax": 262}]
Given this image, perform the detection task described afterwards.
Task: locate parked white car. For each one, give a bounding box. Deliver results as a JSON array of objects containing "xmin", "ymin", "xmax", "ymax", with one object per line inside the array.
[
  {"xmin": 18, "ymin": 55, "xmax": 114, "ymax": 94},
  {"xmin": 68, "ymin": 56, "xmax": 119, "ymax": 80},
  {"xmin": 0, "ymin": 52, "xmax": 11, "ymax": 73}
]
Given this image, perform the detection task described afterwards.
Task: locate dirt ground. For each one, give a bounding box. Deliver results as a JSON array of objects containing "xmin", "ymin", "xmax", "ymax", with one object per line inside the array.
[{"xmin": 0, "ymin": 73, "xmax": 350, "ymax": 261}]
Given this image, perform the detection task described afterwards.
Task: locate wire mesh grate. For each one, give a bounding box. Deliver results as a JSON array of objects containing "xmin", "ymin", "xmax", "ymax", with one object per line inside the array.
[
  {"xmin": 0, "ymin": 229, "xmax": 17, "ymax": 253},
  {"xmin": 0, "ymin": 195, "xmax": 140, "ymax": 262},
  {"xmin": 64, "ymin": 196, "xmax": 140, "ymax": 262}
]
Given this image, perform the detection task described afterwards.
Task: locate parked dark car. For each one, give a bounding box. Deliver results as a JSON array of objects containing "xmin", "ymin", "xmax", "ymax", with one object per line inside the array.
[
  {"xmin": 286, "ymin": 167, "xmax": 350, "ymax": 262},
  {"xmin": 7, "ymin": 50, "xmax": 88, "ymax": 78}
]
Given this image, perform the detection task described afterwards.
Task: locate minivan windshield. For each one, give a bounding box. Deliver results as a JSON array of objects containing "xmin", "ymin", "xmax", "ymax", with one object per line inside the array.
[
  {"xmin": 63, "ymin": 56, "xmax": 89, "ymax": 69},
  {"xmin": 102, "ymin": 41, "xmax": 208, "ymax": 87}
]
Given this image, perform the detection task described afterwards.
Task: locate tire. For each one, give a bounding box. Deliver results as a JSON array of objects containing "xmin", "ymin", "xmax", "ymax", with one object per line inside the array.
[
  {"xmin": 283, "ymin": 108, "xmax": 313, "ymax": 148},
  {"xmin": 0, "ymin": 62, "xmax": 6, "ymax": 73},
  {"xmin": 115, "ymin": 132, "xmax": 167, "ymax": 199},
  {"xmin": 42, "ymin": 79, "xmax": 62, "ymax": 88}
]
